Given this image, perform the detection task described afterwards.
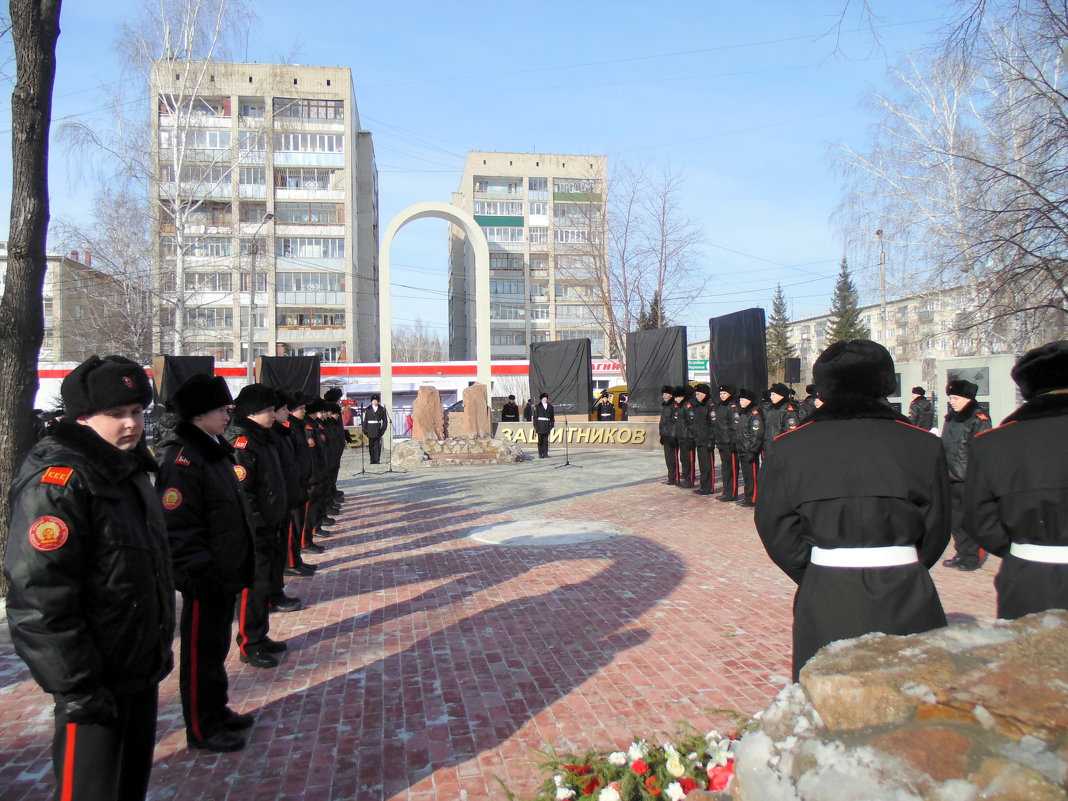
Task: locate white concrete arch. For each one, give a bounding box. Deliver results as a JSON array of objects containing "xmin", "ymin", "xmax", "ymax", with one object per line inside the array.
[{"xmin": 378, "ymin": 202, "xmax": 490, "ymax": 444}]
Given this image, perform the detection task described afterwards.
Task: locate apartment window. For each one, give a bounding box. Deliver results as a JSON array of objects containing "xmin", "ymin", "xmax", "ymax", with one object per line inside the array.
[
  {"xmin": 187, "ymin": 307, "xmax": 234, "ymax": 328},
  {"xmin": 557, "ymin": 304, "xmax": 592, "ymax": 321},
  {"xmin": 528, "ymin": 201, "xmax": 548, "ymax": 216},
  {"xmin": 473, "ymin": 200, "xmax": 524, "ymax": 216},
  {"xmin": 885, "ymin": 328, "xmax": 896, "ymax": 338},
  {"xmin": 528, "ymin": 177, "xmax": 548, "ymax": 200},
  {"xmin": 276, "ymin": 237, "xmax": 345, "ymax": 259},
  {"xmin": 530, "ymin": 304, "xmax": 550, "ymax": 320},
  {"xmin": 528, "ymin": 227, "xmax": 548, "ymax": 244},
  {"xmin": 557, "ymin": 329, "xmax": 593, "ymax": 340},
  {"xmin": 159, "ymin": 164, "xmax": 232, "ymax": 184},
  {"xmin": 239, "ymin": 101, "xmax": 265, "ymax": 118},
  {"xmin": 529, "ymin": 254, "xmax": 549, "ymax": 275},
  {"xmin": 275, "ymin": 132, "xmax": 344, "ymax": 153},
  {"xmin": 73, "ymin": 305, "xmax": 84, "ymax": 320},
  {"xmin": 273, "ymin": 97, "xmax": 344, "ymax": 120},
  {"xmin": 240, "ymin": 204, "xmax": 268, "ymax": 224},
  {"xmin": 490, "ymin": 302, "xmax": 525, "ymax": 320},
  {"xmin": 490, "ymin": 280, "xmax": 524, "ymax": 295},
  {"xmin": 475, "ymin": 179, "xmax": 521, "ymax": 194},
  {"xmin": 553, "ymin": 178, "xmax": 601, "ymax": 195},
  {"xmin": 275, "ymin": 167, "xmax": 339, "ymax": 189},
  {"xmin": 276, "ymin": 307, "xmax": 345, "ymax": 327},
  {"xmin": 492, "ymin": 331, "xmax": 526, "ymax": 346},
  {"xmin": 187, "ymin": 237, "xmax": 232, "ymax": 257},
  {"xmin": 483, "ymin": 226, "xmax": 524, "ymax": 243},
  {"xmin": 275, "ymin": 272, "xmax": 344, "ymax": 292},
  {"xmin": 554, "ymin": 228, "xmax": 594, "ymax": 244},
  {"xmin": 275, "ymin": 202, "xmax": 344, "ymax": 224},
  {"xmin": 528, "ymin": 283, "xmax": 548, "ymax": 298},
  {"xmin": 555, "ymin": 284, "xmax": 588, "ymax": 299},
  {"xmin": 184, "ymin": 272, "xmax": 232, "ymax": 292},
  {"xmin": 490, "ymin": 253, "xmax": 523, "ymax": 271},
  {"xmin": 238, "ymin": 130, "xmax": 267, "ymax": 152},
  {"xmin": 239, "ymin": 166, "xmax": 266, "ymax": 185},
  {"xmin": 531, "ymin": 330, "xmax": 550, "ymax": 343},
  {"xmin": 238, "ymin": 272, "xmax": 268, "ymax": 292},
  {"xmin": 159, "ymin": 129, "xmax": 231, "ymax": 151}
]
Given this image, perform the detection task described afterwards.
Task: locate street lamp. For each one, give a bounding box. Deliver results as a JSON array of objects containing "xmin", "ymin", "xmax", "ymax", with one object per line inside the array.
[{"xmin": 246, "ymin": 212, "xmax": 274, "ymax": 383}]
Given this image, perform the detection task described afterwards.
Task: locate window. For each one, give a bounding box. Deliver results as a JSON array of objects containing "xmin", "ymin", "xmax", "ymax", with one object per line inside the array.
[
  {"xmin": 238, "ymin": 130, "xmax": 266, "ymax": 152},
  {"xmin": 555, "ymin": 284, "xmax": 588, "ymax": 299},
  {"xmin": 187, "ymin": 307, "xmax": 234, "ymax": 328},
  {"xmin": 531, "ymin": 330, "xmax": 550, "ymax": 343},
  {"xmin": 184, "ymin": 272, "xmax": 232, "ymax": 292},
  {"xmin": 239, "ymin": 166, "xmax": 266, "ymax": 185},
  {"xmin": 159, "ymin": 129, "xmax": 231, "ymax": 151},
  {"xmin": 238, "ymin": 273, "xmax": 268, "ymax": 292},
  {"xmin": 276, "ymin": 237, "xmax": 345, "ymax": 259},
  {"xmin": 276, "ymin": 307, "xmax": 345, "ymax": 327},
  {"xmin": 275, "ymin": 202, "xmax": 345, "ymax": 224},
  {"xmin": 554, "ymin": 228, "xmax": 595, "ymax": 244},
  {"xmin": 239, "ymin": 101, "xmax": 265, "ymax": 118},
  {"xmin": 490, "ymin": 253, "xmax": 523, "ymax": 271},
  {"xmin": 528, "ymin": 283, "xmax": 548, "ymax": 298},
  {"xmin": 273, "ymin": 97, "xmax": 344, "ymax": 120},
  {"xmin": 188, "ymin": 238, "xmax": 232, "ymax": 257},
  {"xmin": 528, "ymin": 227, "xmax": 548, "ymax": 244},
  {"xmin": 275, "ymin": 132, "xmax": 344, "ymax": 153},
  {"xmin": 159, "ymin": 164, "xmax": 232, "ymax": 185},
  {"xmin": 490, "ymin": 280, "xmax": 524, "ymax": 295},
  {"xmin": 529, "ymin": 201, "xmax": 548, "ymax": 216},
  {"xmin": 483, "ymin": 227, "xmax": 524, "ymax": 243},
  {"xmin": 473, "ymin": 200, "xmax": 524, "ymax": 215},
  {"xmin": 553, "ymin": 178, "xmax": 601, "ymax": 195},
  {"xmin": 529, "ymin": 255, "xmax": 549, "ymax": 275},
  {"xmin": 73, "ymin": 305, "xmax": 84, "ymax": 320},
  {"xmin": 530, "ymin": 304, "xmax": 550, "ymax": 320},
  {"xmin": 238, "ymin": 308, "xmax": 267, "ymax": 329},
  {"xmin": 275, "ymin": 272, "xmax": 344, "ymax": 292},
  {"xmin": 556, "ymin": 304, "xmax": 592, "ymax": 321},
  {"xmin": 528, "ymin": 177, "xmax": 548, "ymax": 193},
  {"xmin": 474, "ymin": 178, "xmax": 521, "ymax": 194},
  {"xmin": 490, "ymin": 302, "xmax": 525, "ymax": 320},
  {"xmin": 492, "ymin": 331, "xmax": 526, "ymax": 346},
  {"xmin": 275, "ymin": 167, "xmax": 339, "ymax": 189},
  {"xmin": 240, "ymin": 204, "xmax": 268, "ymax": 224}
]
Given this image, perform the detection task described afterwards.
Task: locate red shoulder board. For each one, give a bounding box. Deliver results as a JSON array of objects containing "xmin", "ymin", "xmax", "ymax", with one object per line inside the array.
[
  {"xmin": 234, "ymin": 436, "xmax": 249, "ymax": 449},
  {"xmin": 977, "ymin": 412, "xmax": 990, "ymax": 421},
  {"xmin": 320, "ymin": 434, "xmax": 327, "ymax": 442},
  {"xmin": 174, "ymin": 449, "xmax": 191, "ymax": 466},
  {"xmin": 41, "ymin": 466, "xmax": 74, "ymax": 486},
  {"xmin": 283, "ymin": 421, "xmax": 291, "ymax": 428},
  {"xmin": 750, "ymin": 409, "xmax": 760, "ymax": 415}
]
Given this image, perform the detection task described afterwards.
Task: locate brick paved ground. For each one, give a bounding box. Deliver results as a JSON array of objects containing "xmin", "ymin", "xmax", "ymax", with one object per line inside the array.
[{"xmin": 0, "ymin": 447, "xmax": 997, "ymax": 801}]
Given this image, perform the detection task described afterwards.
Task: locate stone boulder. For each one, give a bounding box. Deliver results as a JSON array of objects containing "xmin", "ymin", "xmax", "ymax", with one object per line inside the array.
[
  {"xmin": 412, "ymin": 385, "xmax": 444, "ymax": 441},
  {"xmin": 462, "ymin": 383, "xmax": 491, "ymax": 438},
  {"xmin": 392, "ymin": 437, "xmax": 523, "ymax": 468},
  {"xmin": 732, "ymin": 610, "xmax": 1068, "ymax": 801}
]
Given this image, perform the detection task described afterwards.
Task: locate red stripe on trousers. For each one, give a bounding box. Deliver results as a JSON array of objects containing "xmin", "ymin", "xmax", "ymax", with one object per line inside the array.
[
  {"xmin": 287, "ymin": 520, "xmax": 296, "ymax": 568},
  {"xmin": 751, "ymin": 462, "xmax": 759, "ymax": 502},
  {"xmin": 301, "ymin": 500, "xmax": 311, "ymax": 547},
  {"xmin": 60, "ymin": 722, "xmax": 76, "ymax": 801},
  {"xmin": 732, "ymin": 454, "xmax": 738, "ymax": 496},
  {"xmin": 238, "ymin": 588, "xmax": 250, "ymax": 655},
  {"xmin": 190, "ymin": 600, "xmax": 202, "ymax": 741}
]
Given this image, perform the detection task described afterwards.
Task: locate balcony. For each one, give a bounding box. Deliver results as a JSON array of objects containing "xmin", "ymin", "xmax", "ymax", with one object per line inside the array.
[
  {"xmin": 275, "ymin": 187, "xmax": 345, "ymax": 201},
  {"xmin": 273, "ymin": 152, "xmax": 345, "ymax": 168}
]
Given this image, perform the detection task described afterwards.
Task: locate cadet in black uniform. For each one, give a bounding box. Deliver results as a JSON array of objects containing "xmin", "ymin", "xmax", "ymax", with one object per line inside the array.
[
  {"xmin": 362, "ymin": 395, "xmax": 388, "ymax": 464},
  {"xmin": 532, "ymin": 392, "xmax": 555, "ymax": 457},
  {"xmin": 523, "ymin": 399, "xmax": 534, "ymax": 422},
  {"xmin": 756, "ymin": 340, "xmax": 950, "ymax": 681},
  {"xmin": 594, "ymin": 390, "xmax": 616, "ymax": 421},
  {"xmin": 658, "ymin": 386, "xmax": 678, "ymax": 484},
  {"xmin": 713, "ymin": 385, "xmax": 739, "ymax": 501},
  {"xmin": 690, "ymin": 383, "xmax": 715, "ymax": 495},
  {"xmin": 282, "ymin": 392, "xmax": 318, "ymax": 578},
  {"xmin": 941, "ymin": 379, "xmax": 991, "ymax": 571},
  {"xmin": 156, "ymin": 374, "xmax": 256, "ymax": 752},
  {"xmin": 965, "ymin": 341, "xmax": 1068, "ymax": 617},
  {"xmin": 5, "ymin": 356, "xmax": 174, "ymax": 801},
  {"xmin": 763, "ymin": 382, "xmax": 800, "ymax": 449},
  {"xmin": 674, "ymin": 386, "xmax": 697, "ymax": 488},
  {"xmin": 908, "ymin": 387, "xmax": 935, "ymax": 430},
  {"xmin": 228, "ymin": 384, "xmax": 290, "ymax": 669},
  {"xmin": 732, "ymin": 389, "xmax": 764, "ymax": 508},
  {"xmin": 619, "ymin": 393, "xmax": 629, "ymax": 420},
  {"xmin": 797, "ymin": 384, "xmax": 819, "ymax": 423},
  {"xmin": 501, "ymin": 394, "xmax": 521, "ymax": 422},
  {"xmin": 268, "ymin": 392, "xmax": 303, "ymax": 612}
]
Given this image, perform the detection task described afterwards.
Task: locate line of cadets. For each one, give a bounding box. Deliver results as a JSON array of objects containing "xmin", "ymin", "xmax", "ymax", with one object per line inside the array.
[
  {"xmin": 659, "ymin": 381, "xmax": 811, "ymax": 507},
  {"xmin": 154, "ymin": 376, "xmax": 348, "ymax": 753}
]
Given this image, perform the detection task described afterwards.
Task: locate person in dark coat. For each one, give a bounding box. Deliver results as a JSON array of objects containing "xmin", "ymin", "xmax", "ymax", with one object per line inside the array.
[
  {"xmin": 964, "ymin": 341, "xmax": 1068, "ymax": 618},
  {"xmin": 674, "ymin": 386, "xmax": 697, "ymax": 488},
  {"xmin": 732, "ymin": 388, "xmax": 764, "ymax": 508},
  {"xmin": 619, "ymin": 393, "xmax": 629, "ymax": 421},
  {"xmin": 941, "ymin": 379, "xmax": 991, "ymax": 571},
  {"xmin": 713, "ymin": 385, "xmax": 739, "ymax": 501},
  {"xmin": 532, "ymin": 392, "xmax": 555, "ymax": 458},
  {"xmin": 690, "ymin": 383, "xmax": 715, "ymax": 495},
  {"xmin": 227, "ymin": 384, "xmax": 290, "ymax": 669},
  {"xmin": 282, "ymin": 392, "xmax": 318, "ymax": 579},
  {"xmin": 594, "ymin": 390, "xmax": 616, "ymax": 421},
  {"xmin": 156, "ymin": 374, "xmax": 256, "ymax": 752},
  {"xmin": 522, "ymin": 399, "xmax": 534, "ymax": 422},
  {"xmin": 755, "ymin": 339, "xmax": 950, "ymax": 681},
  {"xmin": 501, "ymin": 394, "xmax": 521, "ymax": 422},
  {"xmin": 303, "ymin": 401, "xmax": 334, "ymax": 546},
  {"xmin": 763, "ymin": 382, "xmax": 800, "ymax": 449},
  {"xmin": 908, "ymin": 387, "xmax": 935, "ymax": 430},
  {"xmin": 362, "ymin": 394, "xmax": 388, "ymax": 464},
  {"xmin": 5, "ymin": 356, "xmax": 175, "ymax": 801},
  {"xmin": 268, "ymin": 392, "xmax": 303, "ymax": 612},
  {"xmin": 797, "ymin": 384, "xmax": 819, "ymax": 423},
  {"xmin": 658, "ymin": 386, "xmax": 678, "ymax": 484}
]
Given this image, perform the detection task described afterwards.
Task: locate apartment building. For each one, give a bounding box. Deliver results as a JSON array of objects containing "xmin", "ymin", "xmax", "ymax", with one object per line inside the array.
[
  {"xmin": 151, "ymin": 61, "xmax": 379, "ymax": 363},
  {"xmin": 447, "ymin": 152, "xmax": 609, "ymax": 360},
  {"xmin": 0, "ymin": 243, "xmax": 133, "ymax": 362}
]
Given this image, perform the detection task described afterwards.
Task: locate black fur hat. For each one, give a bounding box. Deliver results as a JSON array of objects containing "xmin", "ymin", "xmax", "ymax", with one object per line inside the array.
[
  {"xmin": 61, "ymin": 355, "xmax": 152, "ymax": 420},
  {"xmin": 286, "ymin": 391, "xmax": 307, "ymax": 412},
  {"xmin": 946, "ymin": 379, "xmax": 978, "ymax": 400},
  {"xmin": 738, "ymin": 388, "xmax": 755, "ymax": 401},
  {"xmin": 694, "ymin": 383, "xmax": 712, "ymax": 395},
  {"xmin": 273, "ymin": 390, "xmax": 289, "ymax": 410},
  {"xmin": 169, "ymin": 374, "xmax": 233, "ymax": 420},
  {"xmin": 813, "ymin": 339, "xmax": 896, "ymax": 398},
  {"xmin": 806, "ymin": 384, "xmax": 817, "ymax": 395},
  {"xmin": 673, "ymin": 385, "xmax": 687, "ymax": 398},
  {"xmin": 769, "ymin": 382, "xmax": 791, "ymax": 398},
  {"xmin": 305, "ymin": 398, "xmax": 324, "ymax": 414},
  {"xmin": 1012, "ymin": 340, "xmax": 1068, "ymax": 400},
  {"xmin": 718, "ymin": 384, "xmax": 736, "ymax": 397},
  {"xmin": 911, "ymin": 386, "xmax": 925, "ymax": 397},
  {"xmin": 661, "ymin": 385, "xmax": 674, "ymax": 395},
  {"xmin": 323, "ymin": 387, "xmax": 343, "ymax": 402},
  {"xmin": 234, "ymin": 383, "xmax": 280, "ymax": 419}
]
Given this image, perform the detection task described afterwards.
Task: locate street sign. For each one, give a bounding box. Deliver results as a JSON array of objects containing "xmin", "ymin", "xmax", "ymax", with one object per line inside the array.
[{"xmin": 688, "ymin": 359, "xmax": 709, "ymax": 371}]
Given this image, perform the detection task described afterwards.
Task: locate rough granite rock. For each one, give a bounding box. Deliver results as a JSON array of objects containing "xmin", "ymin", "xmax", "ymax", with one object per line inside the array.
[
  {"xmin": 411, "ymin": 386, "xmax": 444, "ymax": 441},
  {"xmin": 392, "ymin": 438, "xmax": 524, "ymax": 468},
  {"xmin": 462, "ymin": 383, "xmax": 491, "ymax": 438}
]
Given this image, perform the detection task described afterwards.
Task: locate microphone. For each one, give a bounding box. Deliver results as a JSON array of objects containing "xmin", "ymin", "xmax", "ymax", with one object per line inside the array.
[{"xmin": 555, "ymin": 402, "xmax": 575, "ymax": 409}]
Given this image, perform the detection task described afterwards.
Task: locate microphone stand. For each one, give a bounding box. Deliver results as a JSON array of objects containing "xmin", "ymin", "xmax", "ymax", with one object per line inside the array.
[
  {"xmin": 357, "ymin": 422, "xmax": 367, "ymax": 475},
  {"xmin": 554, "ymin": 403, "xmax": 580, "ymax": 469},
  {"xmin": 385, "ymin": 413, "xmax": 404, "ymax": 474}
]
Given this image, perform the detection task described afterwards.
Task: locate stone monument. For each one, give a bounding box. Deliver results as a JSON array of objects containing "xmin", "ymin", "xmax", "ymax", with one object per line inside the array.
[
  {"xmin": 462, "ymin": 383, "xmax": 491, "ymax": 438},
  {"xmin": 411, "ymin": 385, "xmax": 444, "ymax": 441}
]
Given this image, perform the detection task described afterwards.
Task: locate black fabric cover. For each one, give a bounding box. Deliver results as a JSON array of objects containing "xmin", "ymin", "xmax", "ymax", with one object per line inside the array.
[
  {"xmin": 153, "ymin": 356, "xmax": 215, "ymax": 404},
  {"xmin": 625, "ymin": 326, "xmax": 688, "ymax": 416},
  {"xmin": 529, "ymin": 340, "xmax": 593, "ymax": 416},
  {"xmin": 257, "ymin": 356, "xmax": 321, "ymax": 397},
  {"xmin": 709, "ymin": 309, "xmax": 767, "ymax": 396}
]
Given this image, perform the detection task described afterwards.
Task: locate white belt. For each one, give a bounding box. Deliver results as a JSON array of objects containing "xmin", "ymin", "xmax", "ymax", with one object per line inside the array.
[
  {"xmin": 367, "ymin": 421, "xmax": 381, "ymax": 425},
  {"xmin": 810, "ymin": 545, "xmax": 918, "ymax": 568},
  {"xmin": 537, "ymin": 417, "xmax": 550, "ymax": 421},
  {"xmin": 1010, "ymin": 543, "xmax": 1068, "ymax": 564}
]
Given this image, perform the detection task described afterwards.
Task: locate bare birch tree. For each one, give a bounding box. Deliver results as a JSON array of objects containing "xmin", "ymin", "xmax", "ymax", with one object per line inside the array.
[{"xmin": 392, "ymin": 319, "xmax": 447, "ymax": 361}]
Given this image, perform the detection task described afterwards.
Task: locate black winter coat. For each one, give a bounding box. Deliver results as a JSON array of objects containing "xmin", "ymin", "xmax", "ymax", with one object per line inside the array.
[
  {"xmin": 271, "ymin": 421, "xmax": 304, "ymax": 510},
  {"xmin": 501, "ymin": 401, "xmax": 521, "ymax": 421},
  {"xmin": 594, "ymin": 400, "xmax": 616, "ymax": 421},
  {"xmin": 908, "ymin": 396, "xmax": 935, "ymax": 430},
  {"xmin": 798, "ymin": 395, "xmax": 818, "ymax": 423},
  {"xmin": 964, "ymin": 392, "xmax": 1068, "ymax": 619},
  {"xmin": 732, "ymin": 403, "xmax": 765, "ymax": 455},
  {"xmin": 674, "ymin": 398, "xmax": 696, "ymax": 442},
  {"xmin": 303, "ymin": 416, "xmax": 329, "ymax": 486},
  {"xmin": 941, "ymin": 400, "xmax": 991, "ymax": 482},
  {"xmin": 362, "ymin": 403, "xmax": 388, "ymax": 439},
  {"xmin": 712, "ymin": 398, "xmax": 738, "ymax": 447},
  {"xmin": 532, "ymin": 402, "xmax": 555, "ymax": 434},
  {"xmin": 227, "ymin": 416, "xmax": 288, "ymax": 533},
  {"xmin": 689, "ymin": 396, "xmax": 714, "ymax": 446},
  {"xmin": 285, "ymin": 414, "xmax": 314, "ymax": 494},
  {"xmin": 658, "ymin": 400, "xmax": 677, "ymax": 444},
  {"xmin": 4, "ymin": 421, "xmax": 175, "ymax": 713},
  {"xmin": 755, "ymin": 396, "xmax": 950, "ymax": 680},
  {"xmin": 156, "ymin": 421, "xmax": 254, "ymax": 596},
  {"xmin": 763, "ymin": 398, "xmax": 800, "ymax": 444}
]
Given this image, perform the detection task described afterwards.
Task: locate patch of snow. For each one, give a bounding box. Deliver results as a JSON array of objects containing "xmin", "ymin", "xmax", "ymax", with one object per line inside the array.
[
  {"xmin": 971, "ymin": 705, "xmax": 996, "ymax": 730},
  {"xmin": 923, "ymin": 626, "xmax": 1015, "ymax": 652},
  {"xmin": 900, "ymin": 682, "xmax": 936, "ymax": 703},
  {"xmin": 929, "ymin": 780, "xmax": 978, "ymax": 801},
  {"xmin": 1002, "ymin": 736, "xmax": 1067, "ymax": 784},
  {"xmin": 1040, "ymin": 613, "xmax": 1064, "ymax": 629}
]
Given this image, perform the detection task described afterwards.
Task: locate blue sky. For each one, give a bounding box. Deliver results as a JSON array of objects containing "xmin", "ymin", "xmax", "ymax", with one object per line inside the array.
[{"xmin": 1, "ymin": 0, "xmax": 960, "ymax": 342}]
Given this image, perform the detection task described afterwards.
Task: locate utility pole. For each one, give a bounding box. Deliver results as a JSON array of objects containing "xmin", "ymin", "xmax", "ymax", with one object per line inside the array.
[
  {"xmin": 246, "ymin": 212, "xmax": 274, "ymax": 383},
  {"xmin": 876, "ymin": 229, "xmax": 887, "ymax": 336}
]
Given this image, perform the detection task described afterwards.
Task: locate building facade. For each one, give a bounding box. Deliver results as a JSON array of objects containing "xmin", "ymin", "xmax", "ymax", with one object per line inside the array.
[
  {"xmin": 447, "ymin": 152, "xmax": 609, "ymax": 360},
  {"xmin": 151, "ymin": 61, "xmax": 379, "ymax": 363}
]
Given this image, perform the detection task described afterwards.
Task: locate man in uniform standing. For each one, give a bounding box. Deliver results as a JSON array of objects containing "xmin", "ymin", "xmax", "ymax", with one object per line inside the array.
[
  {"xmin": 755, "ymin": 340, "xmax": 950, "ymax": 681},
  {"xmin": 908, "ymin": 387, "xmax": 935, "ymax": 431},
  {"xmin": 594, "ymin": 390, "xmax": 616, "ymax": 421},
  {"xmin": 362, "ymin": 394, "xmax": 388, "ymax": 464},
  {"xmin": 690, "ymin": 383, "xmax": 715, "ymax": 495},
  {"xmin": 5, "ymin": 356, "xmax": 174, "ymax": 801},
  {"xmin": 713, "ymin": 385, "xmax": 739, "ymax": 502},
  {"xmin": 533, "ymin": 392, "xmax": 555, "ymax": 458},
  {"xmin": 674, "ymin": 385, "xmax": 697, "ymax": 489},
  {"xmin": 659, "ymin": 385, "xmax": 678, "ymax": 484},
  {"xmin": 732, "ymin": 388, "xmax": 764, "ymax": 508},
  {"xmin": 941, "ymin": 379, "xmax": 991, "ymax": 571},
  {"xmin": 763, "ymin": 382, "xmax": 800, "ymax": 447},
  {"xmin": 156, "ymin": 374, "xmax": 256, "ymax": 752},
  {"xmin": 501, "ymin": 394, "xmax": 521, "ymax": 422},
  {"xmin": 964, "ymin": 341, "xmax": 1068, "ymax": 618}
]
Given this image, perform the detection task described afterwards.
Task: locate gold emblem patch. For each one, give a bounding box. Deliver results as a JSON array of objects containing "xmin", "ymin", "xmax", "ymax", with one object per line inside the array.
[
  {"xmin": 28, "ymin": 516, "xmax": 69, "ymax": 551},
  {"xmin": 162, "ymin": 488, "xmax": 183, "ymax": 510}
]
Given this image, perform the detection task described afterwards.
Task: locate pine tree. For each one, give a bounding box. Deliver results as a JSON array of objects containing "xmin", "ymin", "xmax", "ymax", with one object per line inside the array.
[
  {"xmin": 825, "ymin": 257, "xmax": 870, "ymax": 344},
  {"xmin": 766, "ymin": 283, "xmax": 795, "ymax": 380},
  {"xmin": 638, "ymin": 291, "xmax": 665, "ymax": 329}
]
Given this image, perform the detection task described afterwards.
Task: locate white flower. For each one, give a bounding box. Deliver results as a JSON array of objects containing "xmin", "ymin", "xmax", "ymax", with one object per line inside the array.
[
  {"xmin": 607, "ymin": 751, "xmax": 628, "ymax": 766},
  {"xmin": 663, "ymin": 742, "xmax": 680, "ymax": 757},
  {"xmin": 552, "ymin": 777, "xmax": 575, "ymax": 801},
  {"xmin": 598, "ymin": 787, "xmax": 621, "ymax": 801},
  {"xmin": 666, "ymin": 753, "xmax": 686, "ymax": 777},
  {"xmin": 665, "ymin": 781, "xmax": 687, "ymax": 801},
  {"xmin": 627, "ymin": 740, "xmax": 648, "ymax": 761},
  {"xmin": 706, "ymin": 737, "xmax": 734, "ymax": 767},
  {"xmin": 704, "ymin": 729, "xmax": 722, "ymax": 743}
]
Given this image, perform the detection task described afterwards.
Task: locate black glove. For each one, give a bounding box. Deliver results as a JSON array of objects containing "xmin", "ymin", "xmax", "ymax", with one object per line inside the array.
[{"xmin": 55, "ymin": 688, "xmax": 118, "ymax": 724}]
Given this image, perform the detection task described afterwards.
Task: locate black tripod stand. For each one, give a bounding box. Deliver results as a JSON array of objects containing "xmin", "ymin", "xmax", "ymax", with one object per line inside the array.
[
  {"xmin": 385, "ymin": 415, "xmax": 405, "ymax": 474},
  {"xmin": 554, "ymin": 403, "xmax": 581, "ymax": 469}
]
